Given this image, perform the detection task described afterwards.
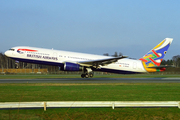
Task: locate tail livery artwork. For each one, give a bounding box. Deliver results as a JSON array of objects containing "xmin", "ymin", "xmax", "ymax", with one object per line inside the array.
[{"xmin": 5, "ymin": 38, "xmax": 173, "ymax": 78}]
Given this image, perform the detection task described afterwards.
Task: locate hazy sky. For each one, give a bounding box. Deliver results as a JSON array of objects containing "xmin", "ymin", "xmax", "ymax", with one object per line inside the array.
[{"xmin": 0, "ymin": 0, "xmax": 179, "ymax": 59}]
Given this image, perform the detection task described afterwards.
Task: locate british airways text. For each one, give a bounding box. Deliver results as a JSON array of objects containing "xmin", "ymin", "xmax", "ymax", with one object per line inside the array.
[{"xmin": 27, "ymin": 54, "xmax": 58, "ymax": 60}]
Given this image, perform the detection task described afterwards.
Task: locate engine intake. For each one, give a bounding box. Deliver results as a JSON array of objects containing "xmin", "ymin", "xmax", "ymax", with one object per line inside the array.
[{"xmin": 64, "ymin": 62, "xmax": 83, "ymax": 71}]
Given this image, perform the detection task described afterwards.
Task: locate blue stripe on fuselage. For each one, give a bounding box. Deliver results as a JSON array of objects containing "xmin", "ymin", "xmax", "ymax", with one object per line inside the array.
[
  {"xmin": 93, "ymin": 68, "xmax": 140, "ymax": 74},
  {"xmin": 9, "ymin": 57, "xmax": 64, "ymax": 67},
  {"xmin": 9, "ymin": 57, "xmax": 141, "ymax": 74}
]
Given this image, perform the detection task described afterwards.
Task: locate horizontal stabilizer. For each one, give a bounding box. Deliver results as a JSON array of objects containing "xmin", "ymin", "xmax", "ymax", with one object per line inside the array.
[{"xmin": 146, "ymin": 65, "xmax": 174, "ymax": 68}]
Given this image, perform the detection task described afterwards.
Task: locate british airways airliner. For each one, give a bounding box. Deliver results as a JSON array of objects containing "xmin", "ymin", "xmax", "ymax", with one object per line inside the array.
[{"xmin": 5, "ymin": 38, "xmax": 173, "ymax": 78}]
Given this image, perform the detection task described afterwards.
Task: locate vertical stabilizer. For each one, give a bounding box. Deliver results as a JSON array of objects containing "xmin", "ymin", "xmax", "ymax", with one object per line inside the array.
[{"xmin": 139, "ymin": 38, "xmax": 173, "ymax": 72}]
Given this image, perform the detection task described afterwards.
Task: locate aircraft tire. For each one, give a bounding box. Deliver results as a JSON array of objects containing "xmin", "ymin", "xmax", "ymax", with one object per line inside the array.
[
  {"xmin": 81, "ymin": 73, "xmax": 93, "ymax": 78},
  {"xmin": 81, "ymin": 74, "xmax": 85, "ymax": 78},
  {"xmin": 89, "ymin": 73, "xmax": 93, "ymax": 78},
  {"xmin": 85, "ymin": 74, "xmax": 89, "ymax": 78}
]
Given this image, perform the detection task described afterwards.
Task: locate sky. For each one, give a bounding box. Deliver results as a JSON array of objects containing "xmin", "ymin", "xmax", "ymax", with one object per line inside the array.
[{"xmin": 0, "ymin": 0, "xmax": 179, "ymax": 60}]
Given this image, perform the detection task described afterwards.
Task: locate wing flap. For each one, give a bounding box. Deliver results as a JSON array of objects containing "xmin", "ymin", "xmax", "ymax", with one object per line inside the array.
[{"xmin": 78, "ymin": 56, "xmax": 128, "ymax": 68}]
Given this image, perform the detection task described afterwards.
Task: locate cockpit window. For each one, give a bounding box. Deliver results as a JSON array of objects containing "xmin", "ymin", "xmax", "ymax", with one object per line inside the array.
[{"xmin": 9, "ymin": 49, "xmax": 15, "ymax": 51}]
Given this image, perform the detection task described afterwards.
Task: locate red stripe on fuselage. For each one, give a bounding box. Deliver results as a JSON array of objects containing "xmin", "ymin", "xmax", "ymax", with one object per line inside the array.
[{"xmin": 17, "ymin": 49, "xmax": 37, "ymax": 52}]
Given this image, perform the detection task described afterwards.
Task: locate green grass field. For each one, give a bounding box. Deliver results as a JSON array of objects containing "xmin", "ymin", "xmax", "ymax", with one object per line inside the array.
[
  {"xmin": 1, "ymin": 107, "xmax": 180, "ymax": 120},
  {"xmin": 0, "ymin": 83, "xmax": 180, "ymax": 119},
  {"xmin": 1, "ymin": 73, "xmax": 180, "ymax": 79},
  {"xmin": 1, "ymin": 83, "xmax": 180, "ymax": 101}
]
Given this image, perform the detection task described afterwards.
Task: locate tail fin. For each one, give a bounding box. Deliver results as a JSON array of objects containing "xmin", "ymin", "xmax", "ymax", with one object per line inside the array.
[{"xmin": 139, "ymin": 38, "xmax": 173, "ymax": 72}]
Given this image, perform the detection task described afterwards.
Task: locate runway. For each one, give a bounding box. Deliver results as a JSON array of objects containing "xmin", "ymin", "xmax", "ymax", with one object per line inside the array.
[{"xmin": 1, "ymin": 78, "xmax": 180, "ymax": 83}]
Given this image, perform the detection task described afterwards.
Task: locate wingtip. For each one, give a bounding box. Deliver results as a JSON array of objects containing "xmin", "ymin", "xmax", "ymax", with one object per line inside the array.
[{"xmin": 122, "ymin": 55, "xmax": 128, "ymax": 58}]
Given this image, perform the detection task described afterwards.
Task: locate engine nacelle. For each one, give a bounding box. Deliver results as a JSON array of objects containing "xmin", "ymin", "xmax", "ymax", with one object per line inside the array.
[{"xmin": 64, "ymin": 62, "xmax": 83, "ymax": 71}]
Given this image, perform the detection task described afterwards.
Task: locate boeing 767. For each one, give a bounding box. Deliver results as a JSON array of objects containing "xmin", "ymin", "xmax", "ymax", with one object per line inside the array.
[{"xmin": 5, "ymin": 38, "xmax": 173, "ymax": 78}]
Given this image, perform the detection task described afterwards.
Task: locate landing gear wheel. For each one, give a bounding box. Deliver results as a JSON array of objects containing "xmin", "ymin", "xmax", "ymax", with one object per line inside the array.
[
  {"xmin": 85, "ymin": 74, "xmax": 89, "ymax": 78},
  {"xmin": 81, "ymin": 74, "xmax": 85, "ymax": 78},
  {"xmin": 89, "ymin": 73, "xmax": 94, "ymax": 78}
]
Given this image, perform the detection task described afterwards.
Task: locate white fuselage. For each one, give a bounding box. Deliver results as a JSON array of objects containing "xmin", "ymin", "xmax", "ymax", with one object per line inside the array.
[{"xmin": 5, "ymin": 46, "xmax": 147, "ymax": 74}]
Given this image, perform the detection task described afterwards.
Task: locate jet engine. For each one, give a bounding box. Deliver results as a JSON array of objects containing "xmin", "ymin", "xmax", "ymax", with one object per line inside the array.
[{"xmin": 64, "ymin": 62, "xmax": 83, "ymax": 71}]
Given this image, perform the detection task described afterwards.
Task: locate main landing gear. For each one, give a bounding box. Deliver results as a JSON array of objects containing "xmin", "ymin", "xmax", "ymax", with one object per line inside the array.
[
  {"xmin": 81, "ymin": 67, "xmax": 94, "ymax": 78},
  {"xmin": 81, "ymin": 72, "xmax": 94, "ymax": 78}
]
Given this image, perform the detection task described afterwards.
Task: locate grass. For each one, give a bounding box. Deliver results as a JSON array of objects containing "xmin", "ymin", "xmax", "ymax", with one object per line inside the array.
[
  {"xmin": 0, "ymin": 83, "xmax": 180, "ymax": 119},
  {"xmin": 1, "ymin": 83, "xmax": 180, "ymax": 102},
  {"xmin": 1, "ymin": 73, "xmax": 180, "ymax": 79},
  {"xmin": 1, "ymin": 107, "xmax": 180, "ymax": 120}
]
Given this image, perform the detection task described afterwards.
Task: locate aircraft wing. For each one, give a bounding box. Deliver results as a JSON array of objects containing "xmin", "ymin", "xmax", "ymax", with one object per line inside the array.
[{"xmin": 78, "ymin": 56, "xmax": 128, "ymax": 68}]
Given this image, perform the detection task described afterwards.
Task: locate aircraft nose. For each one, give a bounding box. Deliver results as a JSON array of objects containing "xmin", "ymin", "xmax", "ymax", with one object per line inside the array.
[{"xmin": 4, "ymin": 51, "xmax": 10, "ymax": 57}]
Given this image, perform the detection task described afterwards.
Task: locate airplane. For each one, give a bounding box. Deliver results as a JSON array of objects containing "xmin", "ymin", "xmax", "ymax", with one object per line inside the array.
[{"xmin": 4, "ymin": 38, "xmax": 173, "ymax": 78}]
